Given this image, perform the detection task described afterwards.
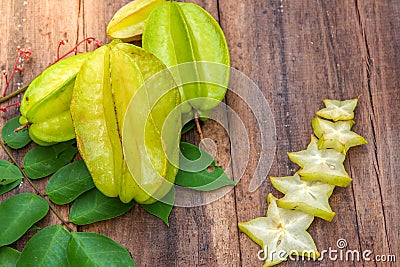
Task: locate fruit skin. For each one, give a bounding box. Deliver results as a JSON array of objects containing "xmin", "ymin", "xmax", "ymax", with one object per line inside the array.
[
  {"xmin": 20, "ymin": 53, "xmax": 91, "ymax": 145},
  {"xmin": 114, "ymin": 42, "xmax": 181, "ymax": 204},
  {"xmin": 142, "ymin": 1, "xmax": 230, "ymax": 116},
  {"xmin": 28, "ymin": 130, "xmax": 56, "ymax": 147},
  {"xmin": 71, "ymin": 41, "xmax": 180, "ymax": 204},
  {"xmin": 71, "ymin": 46, "xmax": 120, "ymax": 197},
  {"xmin": 107, "ymin": 0, "xmax": 165, "ymax": 42}
]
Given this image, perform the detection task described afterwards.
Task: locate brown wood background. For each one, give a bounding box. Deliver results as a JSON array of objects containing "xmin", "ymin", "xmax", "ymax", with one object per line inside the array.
[{"xmin": 0, "ymin": 0, "xmax": 399, "ymax": 266}]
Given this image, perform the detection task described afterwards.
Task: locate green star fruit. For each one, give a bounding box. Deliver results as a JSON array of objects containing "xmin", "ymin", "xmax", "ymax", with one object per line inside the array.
[
  {"xmin": 238, "ymin": 194, "xmax": 320, "ymax": 266},
  {"xmin": 270, "ymin": 173, "xmax": 335, "ymax": 221},
  {"xmin": 312, "ymin": 117, "xmax": 368, "ymax": 154},
  {"xmin": 316, "ymin": 98, "xmax": 358, "ymax": 121},
  {"xmin": 287, "ymin": 135, "xmax": 352, "ymax": 187}
]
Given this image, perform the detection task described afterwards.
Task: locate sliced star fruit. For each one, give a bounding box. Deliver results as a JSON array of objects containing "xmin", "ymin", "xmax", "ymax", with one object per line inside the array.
[
  {"xmin": 238, "ymin": 194, "xmax": 319, "ymax": 266},
  {"xmin": 312, "ymin": 117, "xmax": 368, "ymax": 154},
  {"xmin": 287, "ymin": 135, "xmax": 352, "ymax": 187},
  {"xmin": 316, "ymin": 98, "xmax": 358, "ymax": 121},
  {"xmin": 270, "ymin": 173, "xmax": 335, "ymax": 221}
]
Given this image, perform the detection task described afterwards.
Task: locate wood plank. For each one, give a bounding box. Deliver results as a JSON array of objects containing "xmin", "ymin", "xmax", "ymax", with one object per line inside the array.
[
  {"xmin": 355, "ymin": 0, "xmax": 400, "ymax": 262},
  {"xmin": 0, "ymin": 0, "xmax": 81, "ymax": 250},
  {"xmin": 218, "ymin": 0, "xmax": 397, "ymax": 266}
]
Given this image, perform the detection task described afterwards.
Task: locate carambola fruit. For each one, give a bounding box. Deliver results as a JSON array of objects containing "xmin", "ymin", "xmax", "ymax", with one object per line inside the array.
[
  {"xmin": 20, "ymin": 53, "xmax": 91, "ymax": 145},
  {"xmin": 238, "ymin": 194, "xmax": 320, "ymax": 267},
  {"xmin": 107, "ymin": 0, "xmax": 165, "ymax": 42},
  {"xmin": 71, "ymin": 40, "xmax": 181, "ymax": 204},
  {"xmin": 316, "ymin": 98, "xmax": 358, "ymax": 121},
  {"xmin": 239, "ymin": 98, "xmax": 367, "ymax": 266},
  {"xmin": 270, "ymin": 173, "xmax": 335, "ymax": 221},
  {"xmin": 287, "ymin": 135, "xmax": 352, "ymax": 187},
  {"xmin": 142, "ymin": 1, "xmax": 230, "ymax": 116},
  {"xmin": 312, "ymin": 117, "xmax": 367, "ymax": 154}
]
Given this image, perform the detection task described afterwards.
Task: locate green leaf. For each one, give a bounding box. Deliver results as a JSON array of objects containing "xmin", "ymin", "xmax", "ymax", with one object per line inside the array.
[
  {"xmin": 0, "ymin": 179, "xmax": 22, "ymax": 195},
  {"xmin": 0, "ymin": 160, "xmax": 23, "ymax": 185},
  {"xmin": 175, "ymin": 142, "xmax": 237, "ymax": 191},
  {"xmin": 141, "ymin": 187, "xmax": 175, "ymax": 226},
  {"xmin": 69, "ymin": 188, "xmax": 135, "ymax": 225},
  {"xmin": 0, "ymin": 193, "xmax": 49, "ymax": 247},
  {"xmin": 179, "ymin": 142, "xmax": 214, "ymax": 170},
  {"xmin": 175, "ymin": 164, "xmax": 237, "ymax": 191},
  {"xmin": 1, "ymin": 116, "xmax": 31, "ymax": 149},
  {"xmin": 181, "ymin": 120, "xmax": 195, "ymax": 135},
  {"xmin": 23, "ymin": 140, "xmax": 78, "ymax": 179},
  {"xmin": 16, "ymin": 225, "xmax": 70, "ymax": 267},
  {"xmin": 0, "ymin": 247, "xmax": 21, "ymax": 267},
  {"xmin": 46, "ymin": 160, "xmax": 95, "ymax": 205},
  {"xmin": 66, "ymin": 232, "xmax": 136, "ymax": 267}
]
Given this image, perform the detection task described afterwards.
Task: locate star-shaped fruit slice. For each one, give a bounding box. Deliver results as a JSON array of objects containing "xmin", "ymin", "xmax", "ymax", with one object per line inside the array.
[
  {"xmin": 312, "ymin": 117, "xmax": 367, "ymax": 154},
  {"xmin": 287, "ymin": 135, "xmax": 352, "ymax": 187},
  {"xmin": 270, "ymin": 173, "xmax": 335, "ymax": 221},
  {"xmin": 238, "ymin": 194, "xmax": 320, "ymax": 267},
  {"xmin": 316, "ymin": 98, "xmax": 358, "ymax": 121}
]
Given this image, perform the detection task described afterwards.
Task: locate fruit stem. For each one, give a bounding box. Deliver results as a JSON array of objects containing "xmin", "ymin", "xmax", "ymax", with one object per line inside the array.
[
  {"xmin": 0, "ymin": 84, "xmax": 28, "ymax": 104},
  {"xmin": 0, "ymin": 37, "xmax": 102, "ymax": 105},
  {"xmin": 193, "ymin": 110, "xmax": 210, "ymax": 151},
  {"xmin": 194, "ymin": 111, "xmax": 204, "ymax": 141},
  {"xmin": 2, "ymin": 47, "xmax": 31, "ymax": 97},
  {"xmin": 0, "ymin": 140, "xmax": 74, "ymax": 232},
  {"xmin": 14, "ymin": 122, "xmax": 31, "ymax": 132},
  {"xmin": 55, "ymin": 37, "xmax": 103, "ymax": 63},
  {"xmin": 0, "ymin": 101, "xmax": 21, "ymax": 112}
]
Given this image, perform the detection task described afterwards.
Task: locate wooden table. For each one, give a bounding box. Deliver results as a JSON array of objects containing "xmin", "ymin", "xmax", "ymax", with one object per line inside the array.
[{"xmin": 0, "ymin": 1, "xmax": 398, "ymax": 266}]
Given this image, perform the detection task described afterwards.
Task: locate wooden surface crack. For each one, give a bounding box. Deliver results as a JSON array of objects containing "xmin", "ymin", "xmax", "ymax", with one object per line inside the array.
[
  {"xmin": 276, "ymin": 2, "xmax": 295, "ymax": 170},
  {"xmin": 75, "ymin": 0, "xmax": 82, "ymax": 50},
  {"xmin": 348, "ymin": 157, "xmax": 365, "ymax": 260}
]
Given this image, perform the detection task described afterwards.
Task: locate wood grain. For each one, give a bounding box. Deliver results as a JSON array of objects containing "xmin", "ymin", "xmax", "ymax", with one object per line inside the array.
[{"xmin": 0, "ymin": 0, "xmax": 398, "ymax": 266}]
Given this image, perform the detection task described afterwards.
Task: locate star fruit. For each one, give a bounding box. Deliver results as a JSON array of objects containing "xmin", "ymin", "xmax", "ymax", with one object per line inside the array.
[
  {"xmin": 19, "ymin": 52, "xmax": 91, "ymax": 145},
  {"xmin": 312, "ymin": 117, "xmax": 367, "ymax": 154},
  {"xmin": 238, "ymin": 194, "xmax": 320, "ymax": 267},
  {"xmin": 270, "ymin": 173, "xmax": 335, "ymax": 221},
  {"xmin": 316, "ymin": 98, "xmax": 358, "ymax": 121},
  {"xmin": 71, "ymin": 41, "xmax": 180, "ymax": 204},
  {"xmin": 142, "ymin": 1, "xmax": 230, "ymax": 117},
  {"xmin": 107, "ymin": 0, "xmax": 165, "ymax": 42},
  {"xmin": 287, "ymin": 135, "xmax": 352, "ymax": 187}
]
